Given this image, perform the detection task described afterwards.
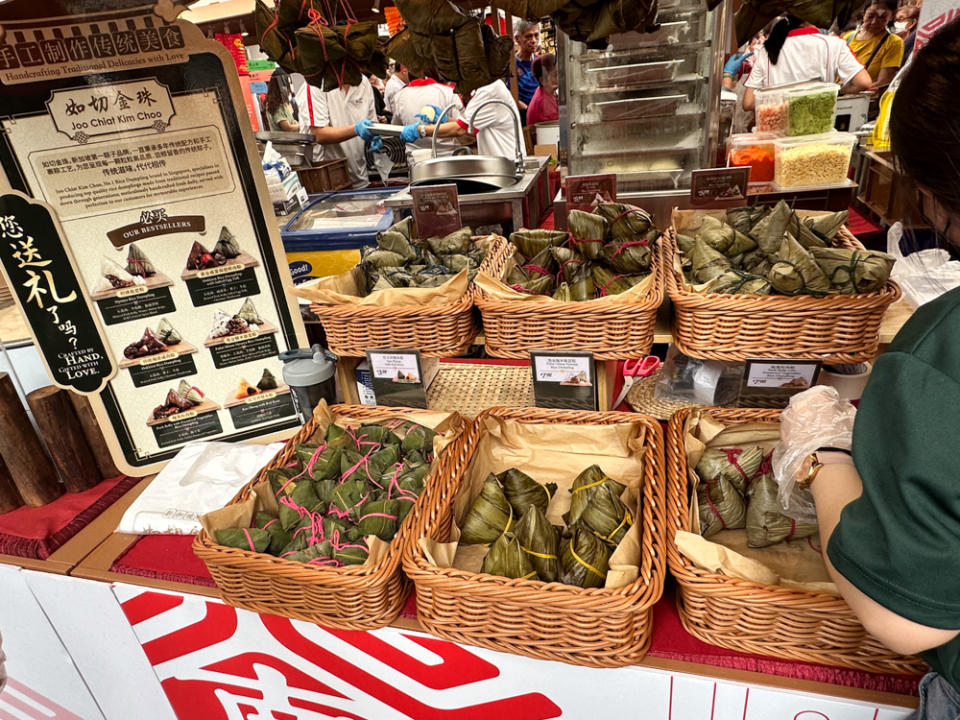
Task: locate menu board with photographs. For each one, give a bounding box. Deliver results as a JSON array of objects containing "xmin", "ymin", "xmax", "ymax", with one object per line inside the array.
[{"xmin": 0, "ymin": 5, "xmax": 307, "ymax": 474}]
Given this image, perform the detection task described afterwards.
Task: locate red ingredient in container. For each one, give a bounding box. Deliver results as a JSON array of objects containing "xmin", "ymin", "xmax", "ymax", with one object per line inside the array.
[
  {"xmin": 730, "ymin": 146, "xmax": 775, "ymax": 183},
  {"xmin": 756, "ymin": 102, "xmax": 788, "ymax": 133}
]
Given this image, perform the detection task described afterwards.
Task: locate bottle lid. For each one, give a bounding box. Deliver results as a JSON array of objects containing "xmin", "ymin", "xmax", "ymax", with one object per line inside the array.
[{"xmin": 279, "ymin": 345, "xmax": 338, "ymax": 386}]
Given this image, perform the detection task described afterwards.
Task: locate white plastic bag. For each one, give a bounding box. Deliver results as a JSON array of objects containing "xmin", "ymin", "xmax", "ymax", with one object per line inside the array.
[
  {"xmin": 116, "ymin": 441, "xmax": 284, "ymax": 535},
  {"xmin": 887, "ymin": 222, "xmax": 960, "ymax": 308},
  {"xmin": 772, "ymin": 386, "xmax": 856, "ymax": 522}
]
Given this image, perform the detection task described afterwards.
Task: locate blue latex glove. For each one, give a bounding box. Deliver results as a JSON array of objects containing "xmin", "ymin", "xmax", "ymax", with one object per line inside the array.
[
  {"xmin": 400, "ymin": 123, "xmax": 421, "ymax": 143},
  {"xmin": 354, "ymin": 118, "xmax": 374, "ymax": 140},
  {"xmin": 369, "ymin": 135, "xmax": 383, "ymax": 152},
  {"xmin": 723, "ymin": 51, "xmax": 753, "ymax": 76},
  {"xmin": 414, "ymin": 104, "xmax": 448, "ymax": 123}
]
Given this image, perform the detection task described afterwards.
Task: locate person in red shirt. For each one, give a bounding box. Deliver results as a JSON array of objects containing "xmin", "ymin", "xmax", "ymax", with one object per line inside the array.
[{"xmin": 526, "ymin": 53, "xmax": 558, "ymax": 126}]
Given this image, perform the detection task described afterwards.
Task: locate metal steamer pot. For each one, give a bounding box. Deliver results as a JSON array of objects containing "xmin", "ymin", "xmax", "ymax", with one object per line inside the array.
[{"xmin": 409, "ymin": 99, "xmax": 525, "ymax": 193}]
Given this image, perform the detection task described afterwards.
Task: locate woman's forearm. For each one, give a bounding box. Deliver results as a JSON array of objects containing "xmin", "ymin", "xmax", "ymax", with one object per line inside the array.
[{"xmin": 811, "ymin": 464, "xmax": 960, "ymax": 655}]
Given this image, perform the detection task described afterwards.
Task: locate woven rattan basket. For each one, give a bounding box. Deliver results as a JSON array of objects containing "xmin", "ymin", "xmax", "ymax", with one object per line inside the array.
[
  {"xmin": 476, "ymin": 238, "xmax": 664, "ymax": 360},
  {"xmin": 666, "ymin": 219, "xmax": 901, "ymax": 363},
  {"xmin": 310, "ymin": 236, "xmax": 511, "ymax": 357},
  {"xmin": 666, "ymin": 406, "xmax": 926, "ymax": 674},
  {"xmin": 193, "ymin": 405, "xmax": 459, "ymax": 630},
  {"xmin": 402, "ymin": 406, "xmax": 667, "ymax": 667}
]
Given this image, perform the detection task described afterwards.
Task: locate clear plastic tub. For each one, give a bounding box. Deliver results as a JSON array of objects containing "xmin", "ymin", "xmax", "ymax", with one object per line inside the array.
[
  {"xmin": 753, "ymin": 87, "xmax": 789, "ymax": 134},
  {"xmin": 727, "ymin": 132, "xmax": 777, "ymax": 183},
  {"xmin": 785, "ymin": 82, "xmax": 840, "ymax": 136},
  {"xmin": 773, "ymin": 132, "xmax": 857, "ymax": 189},
  {"xmin": 607, "ymin": 22, "xmax": 691, "ymax": 50},
  {"xmin": 591, "ymin": 94, "xmax": 686, "ymax": 121}
]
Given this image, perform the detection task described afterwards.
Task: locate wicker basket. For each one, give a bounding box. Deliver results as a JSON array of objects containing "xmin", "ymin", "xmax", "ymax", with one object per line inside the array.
[
  {"xmin": 193, "ymin": 405, "xmax": 459, "ymax": 630},
  {"xmin": 476, "ymin": 237, "xmax": 664, "ymax": 360},
  {"xmin": 665, "ymin": 407, "xmax": 926, "ymax": 674},
  {"xmin": 310, "ymin": 236, "xmax": 512, "ymax": 358},
  {"xmin": 402, "ymin": 407, "xmax": 667, "ymax": 667},
  {"xmin": 666, "ymin": 223, "xmax": 901, "ymax": 363}
]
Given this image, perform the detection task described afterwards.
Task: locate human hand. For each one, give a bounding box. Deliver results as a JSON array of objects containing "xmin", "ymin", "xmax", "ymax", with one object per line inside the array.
[
  {"xmin": 354, "ymin": 118, "xmax": 375, "ymax": 140},
  {"xmin": 400, "ymin": 123, "xmax": 421, "ymax": 143},
  {"xmin": 369, "ymin": 135, "xmax": 383, "ymax": 152},
  {"xmin": 414, "ymin": 105, "xmax": 447, "ymax": 123},
  {"xmin": 723, "ymin": 51, "xmax": 753, "ymax": 76}
]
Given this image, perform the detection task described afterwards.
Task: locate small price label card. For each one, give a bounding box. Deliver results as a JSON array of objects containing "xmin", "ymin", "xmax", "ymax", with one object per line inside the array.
[{"xmin": 530, "ymin": 351, "xmax": 597, "ymax": 411}]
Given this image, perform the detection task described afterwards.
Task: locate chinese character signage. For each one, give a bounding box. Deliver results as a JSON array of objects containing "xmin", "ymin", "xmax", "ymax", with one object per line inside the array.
[
  {"xmin": 0, "ymin": 2, "xmax": 307, "ymax": 475},
  {"xmin": 0, "ymin": 192, "xmax": 115, "ymax": 393}
]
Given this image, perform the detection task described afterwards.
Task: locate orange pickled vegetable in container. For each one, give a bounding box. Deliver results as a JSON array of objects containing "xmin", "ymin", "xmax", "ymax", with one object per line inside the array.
[{"xmin": 726, "ymin": 133, "xmax": 777, "ymax": 183}]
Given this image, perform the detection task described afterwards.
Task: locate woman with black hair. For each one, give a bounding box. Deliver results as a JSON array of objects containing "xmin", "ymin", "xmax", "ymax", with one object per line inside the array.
[
  {"xmin": 264, "ymin": 73, "xmax": 298, "ymax": 133},
  {"xmin": 845, "ymin": 0, "xmax": 905, "ymax": 87},
  {"xmin": 777, "ymin": 17, "xmax": 960, "ymax": 719},
  {"xmin": 742, "ymin": 14, "xmax": 871, "ymax": 110}
]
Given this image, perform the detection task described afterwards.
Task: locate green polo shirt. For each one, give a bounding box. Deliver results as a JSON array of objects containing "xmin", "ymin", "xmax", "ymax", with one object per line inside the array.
[{"xmin": 829, "ymin": 287, "xmax": 960, "ymax": 686}]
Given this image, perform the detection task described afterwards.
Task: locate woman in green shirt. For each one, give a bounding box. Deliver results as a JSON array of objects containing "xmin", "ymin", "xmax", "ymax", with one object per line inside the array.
[
  {"xmin": 783, "ymin": 20, "xmax": 960, "ymax": 720},
  {"xmin": 265, "ymin": 74, "xmax": 298, "ymax": 133},
  {"xmin": 781, "ymin": 18, "xmax": 960, "ymax": 719}
]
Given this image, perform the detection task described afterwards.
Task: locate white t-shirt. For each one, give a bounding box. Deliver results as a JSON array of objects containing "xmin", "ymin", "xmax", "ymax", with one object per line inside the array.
[
  {"xmin": 383, "ymin": 73, "xmax": 406, "ymax": 115},
  {"xmin": 391, "ymin": 80, "xmax": 464, "ymax": 167},
  {"xmin": 457, "ymin": 80, "xmax": 527, "ymax": 160},
  {"xmin": 295, "ymin": 75, "xmax": 377, "ymax": 187},
  {"xmin": 745, "ymin": 32, "xmax": 865, "ymax": 89}
]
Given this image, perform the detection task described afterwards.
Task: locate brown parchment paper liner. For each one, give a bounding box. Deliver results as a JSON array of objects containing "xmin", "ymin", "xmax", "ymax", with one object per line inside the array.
[
  {"xmin": 201, "ymin": 401, "xmax": 463, "ymax": 570},
  {"xmin": 291, "ymin": 236, "xmax": 500, "ymax": 307},
  {"xmin": 474, "ymin": 254, "xmax": 654, "ymax": 306},
  {"xmin": 679, "ymin": 410, "xmax": 837, "ymax": 593},
  {"xmin": 420, "ymin": 415, "xmax": 646, "ymax": 589},
  {"xmin": 671, "ymin": 208, "xmax": 835, "ymax": 294}
]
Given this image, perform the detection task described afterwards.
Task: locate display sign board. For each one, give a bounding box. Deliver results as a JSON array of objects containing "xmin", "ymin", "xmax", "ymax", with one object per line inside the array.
[
  {"xmin": 738, "ymin": 358, "xmax": 822, "ymax": 408},
  {"xmin": 366, "ymin": 349, "xmax": 438, "ymax": 409},
  {"xmin": 411, "ymin": 183, "xmax": 462, "ymax": 239},
  {"xmin": 0, "ymin": 192, "xmax": 115, "ymax": 393},
  {"xmin": 691, "ymin": 167, "xmax": 751, "ymax": 207},
  {"xmin": 530, "ymin": 350, "xmax": 598, "ymax": 410},
  {"xmin": 0, "ymin": 1, "xmax": 308, "ymax": 475},
  {"xmin": 565, "ymin": 173, "xmax": 616, "ymax": 213}
]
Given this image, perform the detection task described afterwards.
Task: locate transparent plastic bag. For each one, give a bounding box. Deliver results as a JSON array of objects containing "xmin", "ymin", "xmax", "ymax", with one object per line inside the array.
[
  {"xmin": 653, "ymin": 344, "xmax": 745, "ymax": 406},
  {"xmin": 771, "ymin": 385, "xmax": 856, "ymax": 522}
]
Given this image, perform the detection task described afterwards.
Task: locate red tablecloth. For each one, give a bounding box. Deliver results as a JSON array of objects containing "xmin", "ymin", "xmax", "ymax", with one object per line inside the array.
[
  {"xmin": 0, "ymin": 475, "xmax": 140, "ymax": 559},
  {"xmin": 109, "ymin": 535, "xmax": 920, "ymax": 696}
]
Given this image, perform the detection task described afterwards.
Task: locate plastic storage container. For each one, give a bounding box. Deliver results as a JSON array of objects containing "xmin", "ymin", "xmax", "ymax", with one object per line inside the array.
[
  {"xmin": 726, "ymin": 132, "xmax": 777, "ymax": 183},
  {"xmin": 785, "ymin": 82, "xmax": 840, "ymax": 136},
  {"xmin": 753, "ymin": 87, "xmax": 789, "ymax": 134},
  {"xmin": 773, "ymin": 132, "xmax": 857, "ymax": 189},
  {"xmin": 281, "ymin": 187, "xmax": 401, "ymax": 284},
  {"xmin": 585, "ymin": 59, "xmax": 681, "ymax": 88}
]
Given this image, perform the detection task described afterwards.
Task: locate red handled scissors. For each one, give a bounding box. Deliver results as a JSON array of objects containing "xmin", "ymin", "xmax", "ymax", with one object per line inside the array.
[{"xmin": 613, "ymin": 355, "xmax": 661, "ymax": 408}]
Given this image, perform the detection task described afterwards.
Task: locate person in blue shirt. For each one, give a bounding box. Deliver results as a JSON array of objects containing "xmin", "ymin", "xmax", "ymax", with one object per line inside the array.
[{"xmin": 513, "ymin": 19, "xmax": 540, "ymax": 124}]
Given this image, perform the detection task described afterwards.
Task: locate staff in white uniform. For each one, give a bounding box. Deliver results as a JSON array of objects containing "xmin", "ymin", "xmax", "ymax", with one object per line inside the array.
[
  {"xmin": 394, "ymin": 79, "xmax": 526, "ymax": 160},
  {"xmin": 383, "ymin": 63, "xmax": 408, "ymax": 117},
  {"xmin": 294, "ymin": 75, "xmax": 378, "ymax": 188},
  {"xmin": 390, "ymin": 74, "xmax": 464, "ymax": 167}
]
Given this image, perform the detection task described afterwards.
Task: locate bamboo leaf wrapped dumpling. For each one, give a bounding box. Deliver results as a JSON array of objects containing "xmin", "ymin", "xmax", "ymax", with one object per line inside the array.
[
  {"xmin": 481, "ymin": 531, "xmax": 538, "ymax": 580},
  {"xmin": 804, "ymin": 210, "xmax": 848, "ymax": 240},
  {"xmin": 215, "ymin": 527, "xmax": 271, "ymax": 553},
  {"xmin": 567, "ymin": 210, "xmax": 609, "ymax": 260},
  {"xmin": 516, "ymin": 505, "xmax": 560, "ymax": 583},
  {"xmin": 767, "ymin": 235, "xmax": 831, "ymax": 295},
  {"xmin": 426, "ymin": 227, "xmax": 473, "ymax": 255},
  {"xmin": 697, "ymin": 474, "xmax": 746, "ymax": 537},
  {"xmin": 725, "ymin": 206, "xmax": 768, "ymax": 236},
  {"xmin": 355, "ymin": 499, "xmax": 401, "ymax": 541},
  {"xmin": 787, "ymin": 212, "xmax": 828, "ymax": 250},
  {"xmin": 509, "ymin": 228, "xmax": 568, "ymax": 259},
  {"xmin": 460, "ymin": 474, "xmax": 514, "ymax": 545},
  {"xmin": 560, "ymin": 526, "xmax": 612, "ymax": 588},
  {"xmin": 498, "ymin": 468, "xmax": 557, "ymax": 516},
  {"xmin": 362, "ymin": 247, "xmax": 407, "ymax": 270},
  {"xmin": 567, "ymin": 465, "xmax": 626, "ymax": 527},
  {"xmin": 593, "ymin": 266, "xmax": 635, "ymax": 296},
  {"xmin": 810, "ymin": 246, "xmax": 894, "ymax": 294},
  {"xmin": 746, "ymin": 472, "xmax": 818, "ymax": 548},
  {"xmin": 376, "ymin": 230, "xmax": 416, "ymax": 260},
  {"xmin": 704, "ymin": 269, "xmax": 772, "ymax": 296},
  {"xmin": 577, "ymin": 481, "xmax": 633, "ymax": 546},
  {"xmin": 602, "ymin": 234, "xmax": 654, "ymax": 274},
  {"xmin": 695, "ymin": 446, "xmax": 765, "ymax": 496},
  {"xmin": 689, "ymin": 238, "xmax": 733, "ymax": 284},
  {"xmin": 750, "ymin": 199, "xmax": 793, "ymax": 256},
  {"xmin": 401, "ymin": 423, "xmax": 437, "ymax": 455},
  {"xmin": 696, "ymin": 216, "xmax": 757, "ymax": 257}
]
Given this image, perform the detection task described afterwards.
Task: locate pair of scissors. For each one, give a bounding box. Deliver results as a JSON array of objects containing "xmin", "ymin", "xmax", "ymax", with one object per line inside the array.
[{"xmin": 613, "ymin": 355, "xmax": 661, "ymax": 408}]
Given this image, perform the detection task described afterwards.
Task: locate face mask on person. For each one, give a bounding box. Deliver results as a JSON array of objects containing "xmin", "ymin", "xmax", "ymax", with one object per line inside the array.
[{"xmin": 894, "ymin": 20, "xmax": 909, "ymax": 33}]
